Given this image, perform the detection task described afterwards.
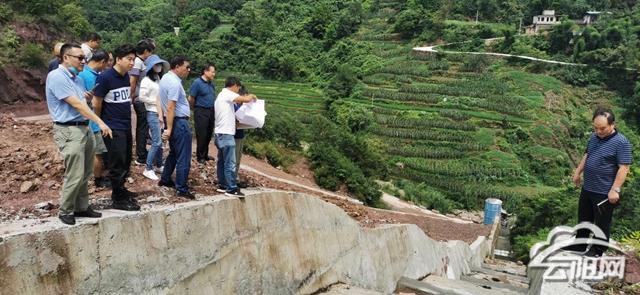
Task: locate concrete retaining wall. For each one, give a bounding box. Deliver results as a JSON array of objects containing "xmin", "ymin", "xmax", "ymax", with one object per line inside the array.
[{"xmin": 0, "ymin": 191, "xmax": 493, "ymax": 294}]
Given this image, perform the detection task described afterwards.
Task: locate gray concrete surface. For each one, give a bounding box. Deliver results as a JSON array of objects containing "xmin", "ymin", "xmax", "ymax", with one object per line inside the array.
[{"xmin": 0, "ymin": 191, "xmax": 493, "ymax": 295}]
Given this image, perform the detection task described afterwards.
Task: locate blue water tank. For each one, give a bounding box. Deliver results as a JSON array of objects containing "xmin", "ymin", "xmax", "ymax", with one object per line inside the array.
[{"xmin": 484, "ymin": 198, "xmax": 502, "ymax": 225}]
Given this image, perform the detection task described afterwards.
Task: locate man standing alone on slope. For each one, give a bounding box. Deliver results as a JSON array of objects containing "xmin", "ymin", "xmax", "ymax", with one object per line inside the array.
[
  {"xmin": 93, "ymin": 44, "xmax": 140, "ymax": 211},
  {"xmin": 46, "ymin": 43, "xmax": 112, "ymax": 225},
  {"xmin": 188, "ymin": 62, "xmax": 216, "ymax": 164},
  {"xmin": 214, "ymin": 77, "xmax": 258, "ymax": 198},
  {"xmin": 570, "ymin": 108, "xmax": 632, "ymax": 258},
  {"xmin": 158, "ymin": 55, "xmax": 195, "ymax": 200}
]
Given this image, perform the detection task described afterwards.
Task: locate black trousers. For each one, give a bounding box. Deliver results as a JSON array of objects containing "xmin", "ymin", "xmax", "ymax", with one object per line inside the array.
[
  {"xmin": 575, "ymin": 188, "xmax": 616, "ymax": 254},
  {"xmin": 194, "ymin": 107, "xmax": 215, "ymax": 161},
  {"xmin": 103, "ymin": 129, "xmax": 132, "ymax": 202},
  {"xmin": 133, "ymin": 101, "xmax": 149, "ymax": 161}
]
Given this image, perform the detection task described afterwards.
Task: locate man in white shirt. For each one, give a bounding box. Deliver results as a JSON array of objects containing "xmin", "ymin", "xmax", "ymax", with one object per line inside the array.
[{"xmin": 214, "ymin": 77, "xmax": 258, "ymax": 198}]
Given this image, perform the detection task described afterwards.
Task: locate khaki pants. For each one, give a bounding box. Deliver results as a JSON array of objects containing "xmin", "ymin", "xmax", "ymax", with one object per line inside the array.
[
  {"xmin": 53, "ymin": 124, "xmax": 96, "ymax": 215},
  {"xmin": 234, "ymin": 137, "xmax": 244, "ymax": 178}
]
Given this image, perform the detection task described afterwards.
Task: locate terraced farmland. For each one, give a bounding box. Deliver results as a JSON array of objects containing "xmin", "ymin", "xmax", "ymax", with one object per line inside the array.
[{"xmin": 350, "ymin": 9, "xmax": 570, "ymax": 212}]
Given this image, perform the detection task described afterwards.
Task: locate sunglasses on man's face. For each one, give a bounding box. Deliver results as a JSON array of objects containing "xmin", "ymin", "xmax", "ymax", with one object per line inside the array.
[{"xmin": 67, "ymin": 54, "xmax": 86, "ymax": 61}]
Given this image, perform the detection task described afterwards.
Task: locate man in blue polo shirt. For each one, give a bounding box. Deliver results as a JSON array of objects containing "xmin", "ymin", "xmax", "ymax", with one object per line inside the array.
[
  {"xmin": 570, "ymin": 108, "xmax": 632, "ymax": 258},
  {"xmin": 78, "ymin": 49, "xmax": 111, "ymax": 188},
  {"xmin": 46, "ymin": 43, "xmax": 112, "ymax": 225},
  {"xmin": 158, "ymin": 55, "xmax": 195, "ymax": 200},
  {"xmin": 188, "ymin": 62, "xmax": 216, "ymax": 164},
  {"xmin": 93, "ymin": 44, "xmax": 140, "ymax": 211}
]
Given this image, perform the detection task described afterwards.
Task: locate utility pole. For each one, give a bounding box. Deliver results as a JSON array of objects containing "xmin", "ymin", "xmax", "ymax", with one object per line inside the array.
[{"xmin": 518, "ymin": 18, "xmax": 522, "ymax": 35}]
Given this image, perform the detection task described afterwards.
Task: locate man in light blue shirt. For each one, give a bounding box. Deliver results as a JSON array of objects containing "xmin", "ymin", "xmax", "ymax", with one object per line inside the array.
[
  {"xmin": 46, "ymin": 43, "xmax": 112, "ymax": 225},
  {"xmin": 78, "ymin": 49, "xmax": 111, "ymax": 189},
  {"xmin": 158, "ymin": 55, "xmax": 194, "ymax": 199}
]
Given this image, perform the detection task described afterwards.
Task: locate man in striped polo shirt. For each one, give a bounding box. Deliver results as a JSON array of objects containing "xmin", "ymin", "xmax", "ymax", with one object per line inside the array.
[{"xmin": 570, "ymin": 108, "xmax": 632, "ymax": 258}]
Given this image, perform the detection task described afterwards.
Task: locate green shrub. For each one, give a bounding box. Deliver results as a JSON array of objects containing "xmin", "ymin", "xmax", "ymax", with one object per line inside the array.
[
  {"xmin": 459, "ymin": 55, "xmax": 493, "ymax": 73},
  {"xmin": 19, "ymin": 43, "xmax": 44, "ymax": 67}
]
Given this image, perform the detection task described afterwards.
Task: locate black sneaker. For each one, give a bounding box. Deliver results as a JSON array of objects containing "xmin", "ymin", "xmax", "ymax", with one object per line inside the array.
[
  {"xmin": 197, "ymin": 159, "xmax": 206, "ymax": 165},
  {"xmin": 112, "ymin": 200, "xmax": 141, "ymax": 211},
  {"xmin": 225, "ymin": 189, "xmax": 245, "ymax": 198},
  {"xmin": 176, "ymin": 190, "xmax": 196, "ymax": 200},
  {"xmin": 94, "ymin": 177, "xmax": 112, "ymax": 188},
  {"xmin": 59, "ymin": 214, "xmax": 76, "ymax": 225},
  {"xmin": 237, "ymin": 182, "xmax": 248, "ymax": 189},
  {"xmin": 216, "ymin": 185, "xmax": 227, "ymax": 193},
  {"xmin": 74, "ymin": 207, "xmax": 102, "ymax": 218},
  {"xmin": 124, "ymin": 189, "xmax": 139, "ymax": 199},
  {"xmin": 205, "ymin": 155, "xmax": 215, "ymax": 161},
  {"xmin": 158, "ymin": 179, "xmax": 175, "ymax": 188}
]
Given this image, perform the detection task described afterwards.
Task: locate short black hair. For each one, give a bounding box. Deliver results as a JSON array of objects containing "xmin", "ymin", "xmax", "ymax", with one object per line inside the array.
[
  {"xmin": 593, "ymin": 107, "xmax": 615, "ymax": 125},
  {"xmin": 85, "ymin": 32, "xmax": 102, "ymax": 42},
  {"xmin": 136, "ymin": 39, "xmax": 155, "ymax": 55},
  {"xmin": 225, "ymin": 77, "xmax": 242, "ymax": 88},
  {"xmin": 201, "ymin": 62, "xmax": 215, "ymax": 74},
  {"xmin": 60, "ymin": 43, "xmax": 82, "ymax": 57},
  {"xmin": 238, "ymin": 86, "xmax": 249, "ymax": 96},
  {"xmin": 90, "ymin": 49, "xmax": 109, "ymax": 63},
  {"xmin": 170, "ymin": 55, "xmax": 189, "ymax": 70},
  {"xmin": 113, "ymin": 44, "xmax": 136, "ymax": 60}
]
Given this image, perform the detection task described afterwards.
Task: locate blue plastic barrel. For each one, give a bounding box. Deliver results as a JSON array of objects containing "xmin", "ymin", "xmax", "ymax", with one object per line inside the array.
[{"xmin": 483, "ymin": 198, "xmax": 502, "ymax": 225}]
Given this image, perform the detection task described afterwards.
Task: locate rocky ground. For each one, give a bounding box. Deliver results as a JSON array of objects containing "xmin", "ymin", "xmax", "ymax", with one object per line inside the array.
[{"xmin": 0, "ymin": 113, "xmax": 491, "ymax": 244}]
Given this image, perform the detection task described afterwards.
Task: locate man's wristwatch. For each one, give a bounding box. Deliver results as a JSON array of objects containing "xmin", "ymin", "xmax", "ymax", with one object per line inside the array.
[{"xmin": 611, "ymin": 187, "xmax": 620, "ymax": 193}]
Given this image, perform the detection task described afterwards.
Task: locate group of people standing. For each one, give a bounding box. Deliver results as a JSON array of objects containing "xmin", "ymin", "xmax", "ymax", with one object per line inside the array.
[{"xmin": 46, "ymin": 33, "xmax": 258, "ymax": 226}]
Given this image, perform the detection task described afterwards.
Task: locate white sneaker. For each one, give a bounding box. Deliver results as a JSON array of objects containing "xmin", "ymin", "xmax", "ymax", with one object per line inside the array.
[
  {"xmin": 134, "ymin": 160, "xmax": 146, "ymax": 166},
  {"xmin": 154, "ymin": 166, "xmax": 164, "ymax": 174},
  {"xmin": 143, "ymin": 169, "xmax": 159, "ymax": 181}
]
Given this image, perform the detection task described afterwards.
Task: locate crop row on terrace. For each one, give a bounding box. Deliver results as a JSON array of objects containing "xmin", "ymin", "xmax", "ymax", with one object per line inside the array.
[
  {"xmin": 377, "ymin": 63, "xmax": 430, "ymax": 77},
  {"xmin": 394, "ymin": 168, "xmax": 522, "ymax": 211},
  {"xmin": 439, "ymin": 109, "xmax": 471, "ymax": 121},
  {"xmin": 370, "ymin": 126, "xmax": 476, "ymax": 142},
  {"xmin": 465, "ymin": 97, "xmax": 533, "ymax": 119},
  {"xmin": 348, "ymin": 98, "xmax": 534, "ymax": 123},
  {"xmin": 387, "ymin": 139, "xmax": 489, "ymax": 152},
  {"xmin": 400, "ymin": 84, "xmax": 496, "ymax": 99},
  {"xmin": 376, "ymin": 115, "xmax": 477, "ymax": 131},
  {"xmin": 386, "ymin": 146, "xmax": 467, "ymax": 159},
  {"xmin": 373, "ymin": 46, "xmax": 413, "ymax": 58},
  {"xmin": 250, "ymin": 87, "xmax": 324, "ymax": 98},
  {"xmin": 401, "ymin": 158, "xmax": 525, "ymax": 178},
  {"xmin": 363, "ymin": 88, "xmax": 443, "ymax": 104}
]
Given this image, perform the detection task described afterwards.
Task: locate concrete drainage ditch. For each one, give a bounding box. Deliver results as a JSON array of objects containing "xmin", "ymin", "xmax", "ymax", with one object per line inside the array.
[{"xmin": 0, "ymin": 191, "xmax": 500, "ymax": 294}]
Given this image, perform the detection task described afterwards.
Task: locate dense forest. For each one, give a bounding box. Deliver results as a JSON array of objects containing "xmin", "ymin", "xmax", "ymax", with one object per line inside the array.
[{"xmin": 1, "ymin": 0, "xmax": 640, "ymax": 262}]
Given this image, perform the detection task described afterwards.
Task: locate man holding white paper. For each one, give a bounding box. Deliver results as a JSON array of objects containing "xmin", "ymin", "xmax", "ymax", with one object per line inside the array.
[{"xmin": 214, "ymin": 77, "xmax": 258, "ymax": 198}]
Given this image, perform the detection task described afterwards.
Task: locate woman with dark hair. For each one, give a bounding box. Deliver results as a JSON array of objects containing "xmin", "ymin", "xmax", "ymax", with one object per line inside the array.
[{"xmin": 139, "ymin": 55, "xmax": 169, "ymax": 180}]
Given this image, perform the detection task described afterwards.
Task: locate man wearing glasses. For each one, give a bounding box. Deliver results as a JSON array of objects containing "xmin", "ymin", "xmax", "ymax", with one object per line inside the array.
[
  {"xmin": 46, "ymin": 43, "xmax": 112, "ymax": 225},
  {"xmin": 158, "ymin": 55, "xmax": 195, "ymax": 200},
  {"xmin": 93, "ymin": 44, "xmax": 141, "ymax": 211}
]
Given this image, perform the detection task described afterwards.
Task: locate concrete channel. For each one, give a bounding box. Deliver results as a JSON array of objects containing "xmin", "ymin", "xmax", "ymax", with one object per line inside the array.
[{"xmin": 0, "ymin": 190, "xmax": 500, "ymax": 294}]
